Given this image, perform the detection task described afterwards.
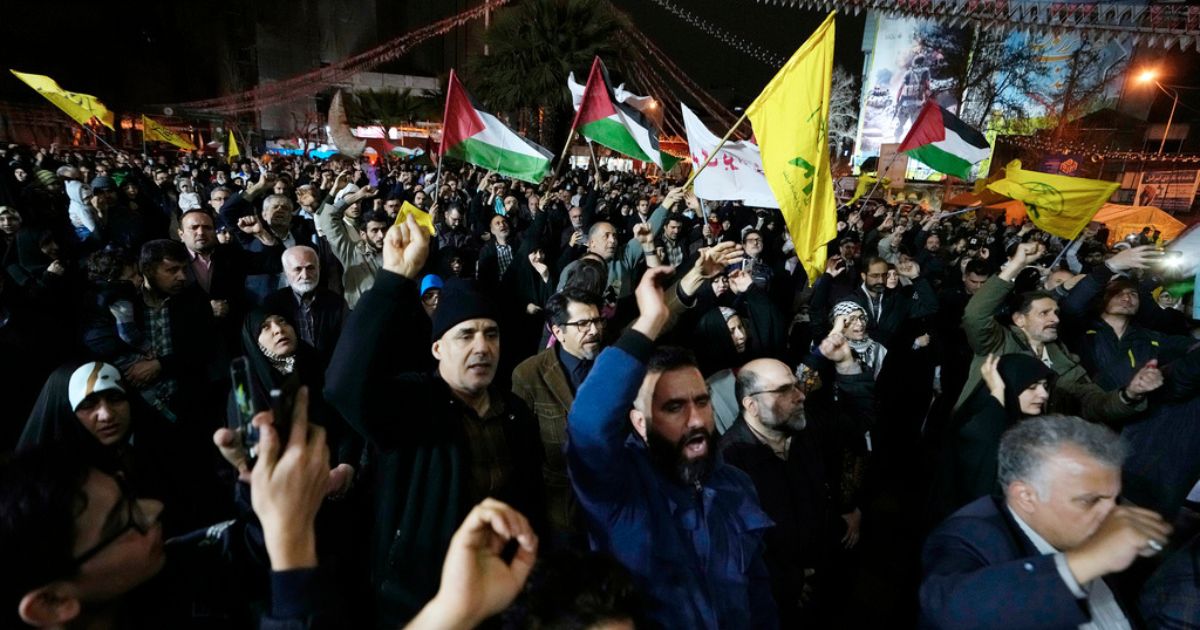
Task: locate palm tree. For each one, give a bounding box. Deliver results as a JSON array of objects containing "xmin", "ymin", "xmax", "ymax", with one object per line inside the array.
[
  {"xmin": 467, "ymin": 0, "xmax": 621, "ymax": 147},
  {"xmin": 345, "ymin": 88, "xmax": 441, "ymax": 127}
]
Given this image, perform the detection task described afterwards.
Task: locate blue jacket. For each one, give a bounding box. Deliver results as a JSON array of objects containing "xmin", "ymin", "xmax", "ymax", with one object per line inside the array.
[
  {"xmin": 920, "ymin": 496, "xmax": 1113, "ymax": 629},
  {"xmin": 567, "ymin": 330, "xmax": 778, "ymax": 629}
]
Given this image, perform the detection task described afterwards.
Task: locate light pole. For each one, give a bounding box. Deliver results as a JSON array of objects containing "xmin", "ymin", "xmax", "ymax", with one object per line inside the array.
[{"xmin": 1136, "ymin": 69, "xmax": 1181, "ymax": 156}]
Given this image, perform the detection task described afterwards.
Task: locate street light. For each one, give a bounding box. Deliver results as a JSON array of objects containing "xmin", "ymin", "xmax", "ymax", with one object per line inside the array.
[{"xmin": 1136, "ymin": 68, "xmax": 1180, "ymax": 156}]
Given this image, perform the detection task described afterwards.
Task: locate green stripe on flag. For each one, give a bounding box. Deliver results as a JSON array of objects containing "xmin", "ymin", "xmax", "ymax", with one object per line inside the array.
[
  {"xmin": 907, "ymin": 143, "xmax": 974, "ymax": 180},
  {"xmin": 447, "ymin": 137, "xmax": 551, "ymax": 184},
  {"xmin": 579, "ymin": 118, "xmax": 653, "ymax": 163}
]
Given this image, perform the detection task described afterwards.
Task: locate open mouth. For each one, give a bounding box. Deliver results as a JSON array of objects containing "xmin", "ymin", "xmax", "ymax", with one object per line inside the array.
[{"xmin": 684, "ymin": 434, "xmax": 708, "ymax": 457}]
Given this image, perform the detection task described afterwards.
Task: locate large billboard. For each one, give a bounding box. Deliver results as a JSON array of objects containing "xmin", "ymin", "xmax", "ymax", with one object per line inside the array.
[{"xmin": 854, "ymin": 9, "xmax": 1136, "ymax": 180}]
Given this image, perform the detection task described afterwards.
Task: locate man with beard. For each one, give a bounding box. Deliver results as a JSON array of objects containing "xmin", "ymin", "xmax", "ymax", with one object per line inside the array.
[
  {"xmin": 263, "ymin": 246, "xmax": 346, "ymax": 363},
  {"xmin": 512, "ymin": 288, "xmax": 605, "ymax": 548},
  {"xmin": 566, "ymin": 266, "xmax": 778, "ymax": 629},
  {"xmin": 315, "ymin": 186, "xmax": 385, "ymax": 309},
  {"xmin": 325, "ymin": 215, "xmax": 544, "ymax": 627},
  {"xmin": 721, "ymin": 358, "xmax": 842, "ymax": 627},
  {"xmin": 812, "ymin": 255, "xmax": 937, "ymax": 350},
  {"xmin": 957, "ymin": 242, "xmax": 1159, "ymax": 424}
]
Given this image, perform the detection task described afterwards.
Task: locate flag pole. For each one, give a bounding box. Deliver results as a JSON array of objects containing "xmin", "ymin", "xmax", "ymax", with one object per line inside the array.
[
  {"xmin": 683, "ymin": 109, "xmax": 750, "ymax": 190},
  {"xmin": 843, "ymin": 150, "xmax": 902, "ymax": 211},
  {"xmin": 585, "ymin": 139, "xmax": 601, "ymax": 181},
  {"xmin": 80, "ymin": 122, "xmax": 121, "ymax": 154},
  {"xmin": 553, "ymin": 127, "xmax": 578, "ymax": 177}
]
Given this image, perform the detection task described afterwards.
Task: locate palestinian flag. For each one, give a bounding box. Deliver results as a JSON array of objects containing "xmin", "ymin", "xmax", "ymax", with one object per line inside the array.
[
  {"xmin": 898, "ymin": 100, "xmax": 991, "ymax": 181},
  {"xmin": 571, "ymin": 57, "xmax": 679, "ymax": 171},
  {"xmin": 440, "ymin": 70, "xmax": 552, "ymax": 184}
]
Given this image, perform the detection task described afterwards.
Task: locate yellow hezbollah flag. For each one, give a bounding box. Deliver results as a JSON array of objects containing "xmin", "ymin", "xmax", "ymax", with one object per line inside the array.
[
  {"xmin": 10, "ymin": 70, "xmax": 115, "ymax": 130},
  {"xmin": 142, "ymin": 115, "xmax": 196, "ymax": 151},
  {"xmin": 227, "ymin": 130, "xmax": 241, "ymax": 161},
  {"xmin": 987, "ymin": 159, "xmax": 1118, "ymax": 240},
  {"xmin": 394, "ymin": 200, "xmax": 436, "ymax": 236},
  {"xmin": 746, "ymin": 12, "xmax": 837, "ymax": 284}
]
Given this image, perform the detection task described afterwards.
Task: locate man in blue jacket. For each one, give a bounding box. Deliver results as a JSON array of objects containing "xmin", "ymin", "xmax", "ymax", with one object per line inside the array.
[
  {"xmin": 566, "ymin": 265, "xmax": 779, "ymax": 629},
  {"xmin": 920, "ymin": 414, "xmax": 1172, "ymax": 629}
]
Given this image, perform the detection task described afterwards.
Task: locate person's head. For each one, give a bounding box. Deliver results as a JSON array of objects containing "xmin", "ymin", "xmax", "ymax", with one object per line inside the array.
[
  {"xmin": 720, "ymin": 307, "xmax": 748, "ymax": 353},
  {"xmin": 832, "ymin": 301, "xmax": 869, "ymax": 341},
  {"xmin": 924, "ymin": 232, "xmax": 941, "ymax": 252},
  {"xmin": 962, "ymin": 259, "xmax": 989, "ymax": 295},
  {"xmin": 1102, "ymin": 278, "xmax": 1139, "ymax": 319},
  {"xmin": 587, "ymin": 222, "xmax": 619, "ymax": 260},
  {"xmin": 568, "ymin": 206, "xmax": 584, "ymax": 229},
  {"xmin": 419, "ymin": 274, "xmax": 444, "ymax": 318},
  {"xmin": 68, "ymin": 362, "xmax": 132, "ymax": 447},
  {"xmin": 635, "ymin": 197, "xmax": 649, "ymax": 215},
  {"xmin": 629, "ymin": 347, "xmax": 714, "ymax": 485},
  {"xmin": 0, "ymin": 206, "xmax": 21, "ymax": 235},
  {"xmin": 444, "ymin": 205, "xmax": 463, "ymax": 229},
  {"xmin": 1157, "ymin": 290, "xmax": 1177, "ymax": 310},
  {"xmin": 736, "ymin": 358, "xmax": 806, "ymax": 434},
  {"xmin": 664, "ymin": 217, "xmax": 683, "ymax": 242},
  {"xmin": 505, "ymin": 549, "xmax": 639, "ymax": 630},
  {"xmin": 711, "ymin": 273, "xmax": 730, "ymax": 297},
  {"xmin": 1044, "ymin": 268, "xmax": 1074, "ymax": 292},
  {"xmin": 13, "ymin": 166, "xmax": 29, "ymax": 182},
  {"xmin": 177, "ymin": 209, "xmax": 216, "ymax": 255},
  {"xmin": 742, "ymin": 230, "xmax": 764, "ymax": 258},
  {"xmin": 257, "ymin": 313, "xmax": 298, "ymax": 358},
  {"xmin": 295, "ymin": 184, "xmax": 317, "ymax": 208},
  {"xmin": 120, "ymin": 180, "xmax": 138, "ymax": 200},
  {"xmin": 839, "ymin": 237, "xmax": 861, "ymax": 262},
  {"xmin": 502, "ymin": 195, "xmax": 518, "ymax": 214},
  {"xmin": 996, "ymin": 354, "xmax": 1054, "ymax": 416},
  {"xmin": 1011, "ymin": 291, "xmax": 1060, "ymax": 344},
  {"xmin": 138, "ymin": 240, "xmax": 189, "ymax": 296},
  {"xmin": 85, "ymin": 247, "xmax": 137, "ymax": 286},
  {"xmin": 431, "ymin": 282, "xmax": 501, "ymax": 398},
  {"xmin": 208, "ymin": 186, "xmax": 232, "ymax": 213},
  {"xmin": 999, "ymin": 415, "xmax": 1126, "ymax": 551},
  {"xmin": 260, "ymin": 194, "xmax": 293, "ymax": 231},
  {"xmin": 489, "ymin": 214, "xmax": 510, "ymax": 241},
  {"xmin": 358, "ymin": 210, "xmax": 389, "ymax": 252},
  {"xmin": 272, "ymin": 179, "xmax": 290, "ymax": 197},
  {"xmin": 861, "ymin": 257, "xmax": 889, "ymax": 295},
  {"xmin": 546, "ymin": 289, "xmax": 605, "ymax": 361},
  {"xmin": 1, "ymin": 446, "xmax": 165, "ymax": 628},
  {"xmin": 383, "ymin": 196, "xmax": 401, "ymax": 216},
  {"xmin": 281, "ymin": 246, "xmax": 320, "ymax": 294}
]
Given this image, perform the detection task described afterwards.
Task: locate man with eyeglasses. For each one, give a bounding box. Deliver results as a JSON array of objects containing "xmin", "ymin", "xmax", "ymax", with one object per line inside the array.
[
  {"xmin": 1, "ymin": 390, "xmax": 338, "ymax": 628},
  {"xmin": 720, "ymin": 358, "xmax": 844, "ymax": 627},
  {"xmin": 512, "ymin": 287, "xmax": 606, "ymax": 548}
]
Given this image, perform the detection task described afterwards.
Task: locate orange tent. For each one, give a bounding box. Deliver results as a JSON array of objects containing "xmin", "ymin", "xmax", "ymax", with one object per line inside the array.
[{"xmin": 1091, "ymin": 204, "xmax": 1187, "ymax": 244}]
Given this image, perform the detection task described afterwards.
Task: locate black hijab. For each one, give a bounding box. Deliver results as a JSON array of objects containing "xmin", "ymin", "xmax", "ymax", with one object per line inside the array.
[
  {"xmin": 238, "ymin": 307, "xmax": 326, "ymax": 411},
  {"xmin": 996, "ymin": 353, "xmax": 1056, "ymax": 420}
]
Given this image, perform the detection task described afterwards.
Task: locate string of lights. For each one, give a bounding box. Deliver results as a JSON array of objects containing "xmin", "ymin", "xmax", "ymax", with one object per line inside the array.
[
  {"xmin": 621, "ymin": 55, "xmax": 687, "ymax": 137},
  {"xmin": 998, "ymin": 135, "xmax": 1200, "ymax": 163},
  {"xmin": 644, "ymin": 0, "xmax": 787, "ymax": 68}
]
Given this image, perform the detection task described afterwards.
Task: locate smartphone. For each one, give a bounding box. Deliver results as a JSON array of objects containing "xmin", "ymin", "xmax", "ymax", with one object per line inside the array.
[
  {"xmin": 230, "ymin": 357, "xmax": 259, "ymax": 454},
  {"xmin": 269, "ymin": 373, "xmax": 302, "ymax": 444}
]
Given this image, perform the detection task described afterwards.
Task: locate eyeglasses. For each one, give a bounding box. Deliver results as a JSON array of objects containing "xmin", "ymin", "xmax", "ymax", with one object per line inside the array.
[
  {"xmin": 72, "ymin": 476, "xmax": 152, "ymax": 568},
  {"xmin": 563, "ymin": 317, "xmax": 606, "ymax": 332},
  {"xmin": 746, "ymin": 381, "xmax": 803, "ymax": 397}
]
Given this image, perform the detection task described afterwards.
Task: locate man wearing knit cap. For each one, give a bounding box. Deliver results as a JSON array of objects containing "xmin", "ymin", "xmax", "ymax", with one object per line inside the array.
[{"xmin": 326, "ymin": 214, "xmax": 545, "ymax": 627}]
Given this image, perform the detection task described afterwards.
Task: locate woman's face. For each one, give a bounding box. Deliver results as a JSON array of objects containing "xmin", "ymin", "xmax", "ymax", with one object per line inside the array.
[
  {"xmin": 1018, "ymin": 380, "xmax": 1050, "ymax": 415},
  {"xmin": 711, "ymin": 275, "xmax": 729, "ymax": 297},
  {"xmin": 885, "ymin": 268, "xmax": 900, "ymax": 289},
  {"xmin": 528, "ymin": 249, "xmax": 545, "ymax": 265},
  {"xmin": 726, "ymin": 314, "xmax": 748, "ymax": 353},
  {"xmin": 258, "ymin": 315, "xmax": 298, "ymax": 357},
  {"xmin": 0, "ymin": 210, "xmax": 21, "ymax": 235},
  {"xmin": 845, "ymin": 312, "xmax": 868, "ymax": 341},
  {"xmin": 75, "ymin": 390, "xmax": 132, "ymax": 446}
]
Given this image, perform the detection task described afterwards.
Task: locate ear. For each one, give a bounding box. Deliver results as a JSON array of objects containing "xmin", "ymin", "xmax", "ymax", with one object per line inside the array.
[
  {"xmin": 628, "ymin": 407, "xmax": 648, "ymax": 441},
  {"xmin": 1008, "ymin": 480, "xmax": 1040, "ymax": 514},
  {"xmin": 550, "ymin": 324, "xmax": 566, "ymax": 345},
  {"xmin": 19, "ymin": 582, "xmax": 81, "ymax": 626},
  {"xmin": 741, "ymin": 396, "xmax": 757, "ymax": 418},
  {"xmin": 431, "ymin": 340, "xmax": 442, "ymax": 362},
  {"xmin": 1011, "ymin": 311, "xmax": 1027, "ymax": 329},
  {"xmin": 176, "ymin": 228, "xmax": 184, "ymax": 241}
]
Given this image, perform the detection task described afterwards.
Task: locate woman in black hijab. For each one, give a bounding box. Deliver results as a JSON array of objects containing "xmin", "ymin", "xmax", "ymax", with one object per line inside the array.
[{"xmin": 939, "ymin": 353, "xmax": 1055, "ymax": 514}]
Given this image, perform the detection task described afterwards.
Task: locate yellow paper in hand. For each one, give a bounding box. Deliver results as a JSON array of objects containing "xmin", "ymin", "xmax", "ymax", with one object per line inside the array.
[{"xmin": 394, "ymin": 201, "xmax": 436, "ymax": 235}]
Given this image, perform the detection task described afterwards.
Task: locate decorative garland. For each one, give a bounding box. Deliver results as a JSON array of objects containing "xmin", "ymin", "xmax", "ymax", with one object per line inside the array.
[
  {"xmin": 644, "ymin": 0, "xmax": 787, "ymax": 68},
  {"xmin": 998, "ymin": 134, "xmax": 1200, "ymax": 163}
]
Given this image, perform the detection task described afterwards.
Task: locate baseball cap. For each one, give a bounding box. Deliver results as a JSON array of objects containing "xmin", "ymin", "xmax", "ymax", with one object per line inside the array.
[{"xmin": 68, "ymin": 362, "xmax": 125, "ymax": 411}]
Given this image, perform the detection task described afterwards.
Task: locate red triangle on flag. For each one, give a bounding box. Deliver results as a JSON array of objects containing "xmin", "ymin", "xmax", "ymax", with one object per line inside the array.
[
  {"xmin": 439, "ymin": 70, "xmax": 486, "ymax": 155},
  {"xmin": 570, "ymin": 57, "xmax": 617, "ymax": 132}
]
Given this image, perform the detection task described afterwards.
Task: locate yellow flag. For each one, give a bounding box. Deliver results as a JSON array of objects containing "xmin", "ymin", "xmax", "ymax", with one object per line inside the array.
[
  {"xmin": 10, "ymin": 70, "xmax": 115, "ymax": 130},
  {"xmin": 142, "ymin": 115, "xmax": 196, "ymax": 151},
  {"xmin": 746, "ymin": 12, "xmax": 837, "ymax": 284},
  {"xmin": 987, "ymin": 159, "xmax": 1118, "ymax": 240},
  {"xmin": 394, "ymin": 201, "xmax": 436, "ymax": 236},
  {"xmin": 227, "ymin": 130, "xmax": 241, "ymax": 161}
]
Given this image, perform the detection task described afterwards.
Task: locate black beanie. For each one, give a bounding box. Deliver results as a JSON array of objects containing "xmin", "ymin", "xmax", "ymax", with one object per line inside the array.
[{"xmin": 431, "ymin": 279, "xmax": 499, "ymax": 341}]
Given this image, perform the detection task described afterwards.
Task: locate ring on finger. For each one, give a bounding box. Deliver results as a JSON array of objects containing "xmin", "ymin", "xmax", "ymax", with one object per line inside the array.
[{"xmin": 1147, "ymin": 539, "xmax": 1164, "ymax": 553}]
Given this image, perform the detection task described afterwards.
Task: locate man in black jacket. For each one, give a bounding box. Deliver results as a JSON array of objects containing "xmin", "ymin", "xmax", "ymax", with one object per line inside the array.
[
  {"xmin": 263, "ymin": 245, "xmax": 346, "ymax": 364},
  {"xmin": 325, "ymin": 214, "xmax": 545, "ymax": 627}
]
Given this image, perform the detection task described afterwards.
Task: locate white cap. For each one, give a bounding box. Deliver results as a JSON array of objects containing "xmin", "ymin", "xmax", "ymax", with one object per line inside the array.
[
  {"xmin": 68, "ymin": 362, "xmax": 125, "ymax": 411},
  {"xmin": 334, "ymin": 184, "xmax": 360, "ymax": 205}
]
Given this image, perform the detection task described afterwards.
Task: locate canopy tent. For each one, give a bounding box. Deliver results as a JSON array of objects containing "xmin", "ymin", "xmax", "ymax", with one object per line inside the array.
[{"xmin": 1091, "ymin": 204, "xmax": 1187, "ymax": 244}]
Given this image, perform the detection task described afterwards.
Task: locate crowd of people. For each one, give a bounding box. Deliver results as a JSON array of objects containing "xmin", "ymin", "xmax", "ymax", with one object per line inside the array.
[{"xmin": 1, "ymin": 140, "xmax": 1198, "ymax": 629}]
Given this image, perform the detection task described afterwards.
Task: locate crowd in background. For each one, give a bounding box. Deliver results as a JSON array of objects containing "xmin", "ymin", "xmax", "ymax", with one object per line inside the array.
[{"xmin": 1, "ymin": 141, "xmax": 1199, "ymax": 629}]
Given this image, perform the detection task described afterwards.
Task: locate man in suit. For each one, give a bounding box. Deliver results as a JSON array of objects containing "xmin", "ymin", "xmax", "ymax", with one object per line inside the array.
[
  {"xmin": 511, "ymin": 287, "xmax": 605, "ymax": 549},
  {"xmin": 263, "ymin": 245, "xmax": 346, "ymax": 364},
  {"xmin": 219, "ymin": 175, "xmax": 318, "ymax": 306},
  {"xmin": 920, "ymin": 414, "xmax": 1172, "ymax": 629}
]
